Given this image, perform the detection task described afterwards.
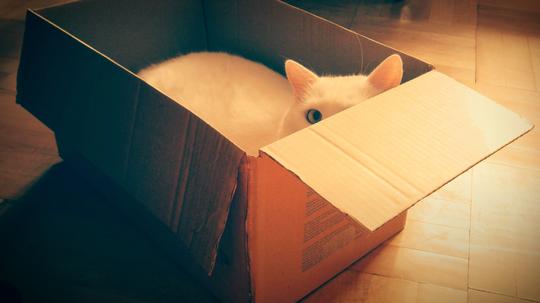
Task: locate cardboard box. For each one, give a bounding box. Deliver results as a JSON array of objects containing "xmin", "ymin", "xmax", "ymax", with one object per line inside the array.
[{"xmin": 16, "ymin": 0, "xmax": 533, "ymax": 302}]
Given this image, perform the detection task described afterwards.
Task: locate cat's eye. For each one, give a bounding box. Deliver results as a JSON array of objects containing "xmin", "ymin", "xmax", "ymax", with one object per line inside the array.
[{"xmin": 306, "ymin": 109, "xmax": 322, "ymax": 124}]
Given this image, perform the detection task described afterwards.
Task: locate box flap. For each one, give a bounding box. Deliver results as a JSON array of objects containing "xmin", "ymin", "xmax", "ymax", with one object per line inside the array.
[{"xmin": 262, "ymin": 71, "xmax": 533, "ymax": 231}]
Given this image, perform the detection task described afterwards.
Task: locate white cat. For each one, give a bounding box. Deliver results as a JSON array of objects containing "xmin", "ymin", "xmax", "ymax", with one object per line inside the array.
[{"xmin": 138, "ymin": 52, "xmax": 403, "ymax": 156}]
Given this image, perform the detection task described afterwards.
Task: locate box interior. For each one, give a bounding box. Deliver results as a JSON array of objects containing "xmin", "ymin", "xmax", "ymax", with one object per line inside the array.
[
  {"xmin": 39, "ymin": 0, "xmax": 208, "ymax": 73},
  {"xmin": 39, "ymin": 0, "xmax": 433, "ymax": 156},
  {"xmin": 40, "ymin": 0, "xmax": 431, "ymax": 79}
]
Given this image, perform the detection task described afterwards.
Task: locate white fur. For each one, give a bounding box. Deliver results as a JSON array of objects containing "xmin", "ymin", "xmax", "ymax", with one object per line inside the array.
[
  {"xmin": 138, "ymin": 52, "xmax": 293, "ymax": 156},
  {"xmin": 138, "ymin": 52, "xmax": 402, "ymax": 156},
  {"xmin": 278, "ymin": 74, "xmax": 383, "ymax": 138}
]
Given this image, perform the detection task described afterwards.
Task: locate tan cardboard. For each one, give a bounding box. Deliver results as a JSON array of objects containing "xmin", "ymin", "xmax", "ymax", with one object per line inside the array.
[
  {"xmin": 262, "ymin": 71, "xmax": 532, "ymax": 232},
  {"xmin": 16, "ymin": 0, "xmax": 533, "ymax": 302}
]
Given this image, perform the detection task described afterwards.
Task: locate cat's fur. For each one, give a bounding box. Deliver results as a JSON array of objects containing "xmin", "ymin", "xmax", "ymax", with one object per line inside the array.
[{"xmin": 138, "ymin": 52, "xmax": 403, "ymax": 156}]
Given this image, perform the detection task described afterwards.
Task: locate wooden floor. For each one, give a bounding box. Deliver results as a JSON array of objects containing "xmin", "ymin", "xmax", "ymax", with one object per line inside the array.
[{"xmin": 1, "ymin": 1, "xmax": 539, "ymax": 302}]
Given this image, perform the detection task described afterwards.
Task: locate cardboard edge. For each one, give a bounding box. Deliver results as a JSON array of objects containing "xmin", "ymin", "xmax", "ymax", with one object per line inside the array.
[
  {"xmin": 205, "ymin": 164, "xmax": 242, "ymax": 276},
  {"xmin": 257, "ymin": 151, "xmax": 371, "ymax": 233},
  {"xmin": 23, "ymin": 9, "xmax": 137, "ymax": 79},
  {"xmin": 245, "ymin": 154, "xmax": 260, "ymax": 302},
  {"xmin": 279, "ymin": 1, "xmax": 434, "ymax": 73},
  {"xmin": 15, "ymin": 11, "xmax": 43, "ymax": 114},
  {"xmin": 241, "ymin": 155, "xmax": 257, "ymax": 302},
  {"xmin": 32, "ymin": 0, "xmax": 80, "ymax": 12},
  {"xmin": 121, "ymin": 80, "xmax": 143, "ymax": 186}
]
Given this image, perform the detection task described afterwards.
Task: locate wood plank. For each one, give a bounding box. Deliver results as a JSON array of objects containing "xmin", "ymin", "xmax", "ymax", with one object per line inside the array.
[
  {"xmin": 428, "ymin": 169, "xmax": 472, "ymax": 204},
  {"xmin": 301, "ymin": 272, "xmax": 418, "ymax": 303},
  {"xmin": 469, "ymin": 289, "xmax": 534, "ymax": 303},
  {"xmin": 408, "ymin": 197, "xmax": 471, "ymax": 230},
  {"xmin": 476, "ymin": 5, "xmax": 540, "ymax": 90},
  {"xmin": 388, "ymin": 220, "xmax": 469, "ymax": 259},
  {"xmin": 470, "ymin": 162, "xmax": 540, "ymax": 298},
  {"xmin": 352, "ymin": 244, "xmax": 469, "ymax": 290}
]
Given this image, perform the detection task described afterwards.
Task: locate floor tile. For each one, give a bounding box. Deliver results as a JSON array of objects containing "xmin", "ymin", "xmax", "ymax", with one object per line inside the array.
[
  {"xmin": 0, "ymin": 19, "xmax": 24, "ymax": 59},
  {"xmin": 0, "ymin": 57, "xmax": 18, "ymax": 74},
  {"xmin": 0, "ymin": 71, "xmax": 16, "ymax": 92},
  {"xmin": 409, "ymin": 197, "xmax": 470, "ymax": 230},
  {"xmin": 486, "ymin": 145, "xmax": 540, "ymax": 172},
  {"xmin": 476, "ymin": 5, "xmax": 540, "ymax": 91},
  {"xmin": 416, "ymin": 283, "xmax": 467, "ymax": 303},
  {"xmin": 0, "ymin": 150, "xmax": 60, "ymax": 199},
  {"xmin": 0, "ymin": 93, "xmax": 58, "ymax": 153},
  {"xmin": 472, "ymin": 163, "xmax": 540, "ymax": 231},
  {"xmin": 352, "ymin": 244, "xmax": 468, "ymax": 290},
  {"xmin": 302, "ymin": 272, "xmax": 418, "ymax": 303},
  {"xmin": 429, "ymin": 169, "xmax": 472, "ymax": 203},
  {"xmin": 469, "ymin": 246, "xmax": 516, "ymax": 296},
  {"xmin": 515, "ymin": 253, "xmax": 540, "ymax": 301},
  {"xmin": 0, "ymin": 92, "xmax": 59, "ymax": 199},
  {"xmin": 469, "ymin": 162, "xmax": 540, "ymax": 297},
  {"xmin": 471, "ymin": 224, "xmax": 540, "ymax": 255},
  {"xmin": 477, "ymin": 4, "xmax": 540, "ymax": 32},
  {"xmin": 469, "ymin": 289, "xmax": 534, "ymax": 303},
  {"xmin": 388, "ymin": 220, "xmax": 469, "ymax": 259},
  {"xmin": 531, "ymin": 42, "xmax": 540, "ymax": 93}
]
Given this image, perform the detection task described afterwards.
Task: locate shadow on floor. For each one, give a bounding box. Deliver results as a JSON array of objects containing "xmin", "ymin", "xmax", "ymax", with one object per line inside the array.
[{"xmin": 0, "ymin": 162, "xmax": 217, "ymax": 303}]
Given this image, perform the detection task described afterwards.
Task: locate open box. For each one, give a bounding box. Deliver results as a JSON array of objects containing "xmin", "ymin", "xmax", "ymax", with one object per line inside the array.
[{"xmin": 16, "ymin": 0, "xmax": 533, "ymax": 302}]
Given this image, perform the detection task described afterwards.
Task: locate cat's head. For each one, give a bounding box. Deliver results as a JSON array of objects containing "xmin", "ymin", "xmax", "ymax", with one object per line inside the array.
[{"xmin": 278, "ymin": 54, "xmax": 403, "ymax": 138}]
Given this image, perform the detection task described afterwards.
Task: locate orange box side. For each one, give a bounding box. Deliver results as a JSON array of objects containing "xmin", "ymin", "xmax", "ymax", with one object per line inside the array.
[{"xmin": 247, "ymin": 154, "xmax": 406, "ymax": 303}]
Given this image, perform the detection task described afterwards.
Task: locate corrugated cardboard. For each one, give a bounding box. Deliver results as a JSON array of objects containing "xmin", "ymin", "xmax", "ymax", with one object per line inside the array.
[
  {"xmin": 16, "ymin": 0, "xmax": 533, "ymax": 302},
  {"xmin": 262, "ymin": 71, "xmax": 531, "ymax": 232}
]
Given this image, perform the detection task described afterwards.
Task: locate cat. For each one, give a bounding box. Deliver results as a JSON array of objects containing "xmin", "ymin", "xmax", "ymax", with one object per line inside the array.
[{"xmin": 138, "ymin": 52, "xmax": 403, "ymax": 156}]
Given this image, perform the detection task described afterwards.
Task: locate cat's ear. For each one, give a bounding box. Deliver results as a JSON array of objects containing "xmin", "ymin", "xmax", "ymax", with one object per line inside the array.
[
  {"xmin": 285, "ymin": 59, "xmax": 318, "ymax": 101},
  {"xmin": 367, "ymin": 54, "xmax": 403, "ymax": 91}
]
